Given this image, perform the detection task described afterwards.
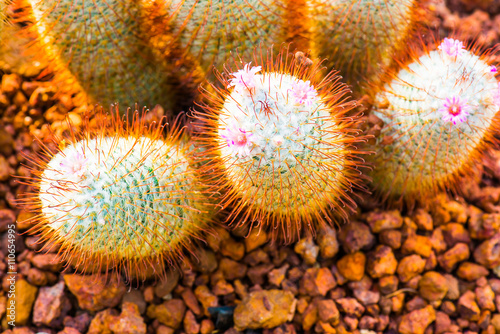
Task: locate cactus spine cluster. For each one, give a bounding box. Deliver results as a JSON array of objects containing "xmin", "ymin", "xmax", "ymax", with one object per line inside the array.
[
  {"xmin": 194, "ymin": 50, "xmax": 367, "ymax": 242},
  {"xmin": 369, "ymin": 38, "xmax": 500, "ymax": 203},
  {"xmin": 20, "ymin": 109, "xmax": 211, "ymax": 280}
]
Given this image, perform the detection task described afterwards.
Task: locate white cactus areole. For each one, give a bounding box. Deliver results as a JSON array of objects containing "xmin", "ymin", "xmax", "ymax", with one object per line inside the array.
[
  {"xmin": 216, "ymin": 64, "xmax": 346, "ymax": 214},
  {"xmin": 39, "ymin": 136, "xmax": 198, "ymax": 259},
  {"xmin": 372, "ymin": 38, "xmax": 500, "ymax": 196}
]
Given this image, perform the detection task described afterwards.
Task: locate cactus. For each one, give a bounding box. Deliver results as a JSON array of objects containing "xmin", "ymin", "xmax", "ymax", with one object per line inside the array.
[
  {"xmin": 309, "ymin": 0, "xmax": 423, "ymax": 95},
  {"xmin": 18, "ymin": 108, "xmax": 211, "ymax": 280},
  {"xmin": 369, "ymin": 38, "xmax": 500, "ymax": 204},
  {"xmin": 194, "ymin": 50, "xmax": 368, "ymax": 242}
]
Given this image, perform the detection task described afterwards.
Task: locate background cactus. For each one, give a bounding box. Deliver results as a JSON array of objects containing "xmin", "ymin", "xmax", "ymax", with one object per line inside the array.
[
  {"xmin": 369, "ymin": 38, "xmax": 500, "ymax": 204},
  {"xmin": 194, "ymin": 50, "xmax": 368, "ymax": 242},
  {"xmin": 18, "ymin": 108, "xmax": 212, "ymax": 280}
]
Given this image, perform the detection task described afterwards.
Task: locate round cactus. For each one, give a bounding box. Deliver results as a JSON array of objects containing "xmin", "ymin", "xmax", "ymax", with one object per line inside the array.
[
  {"xmin": 194, "ymin": 50, "xmax": 368, "ymax": 242},
  {"xmin": 309, "ymin": 0, "xmax": 423, "ymax": 95},
  {"xmin": 19, "ymin": 109, "xmax": 211, "ymax": 280},
  {"xmin": 369, "ymin": 38, "xmax": 500, "ymax": 204}
]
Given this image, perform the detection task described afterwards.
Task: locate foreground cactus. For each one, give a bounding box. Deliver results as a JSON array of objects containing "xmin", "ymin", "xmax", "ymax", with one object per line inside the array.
[
  {"xmin": 194, "ymin": 50, "xmax": 368, "ymax": 242},
  {"xmin": 18, "ymin": 108, "xmax": 211, "ymax": 280},
  {"xmin": 370, "ymin": 38, "xmax": 500, "ymax": 204}
]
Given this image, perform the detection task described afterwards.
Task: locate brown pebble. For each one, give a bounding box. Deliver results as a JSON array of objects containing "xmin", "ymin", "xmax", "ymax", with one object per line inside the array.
[
  {"xmin": 338, "ymin": 221, "xmax": 376, "ymax": 253},
  {"xmin": 474, "ymin": 233, "xmax": 500, "ymax": 268},
  {"xmin": 405, "ymin": 296, "xmax": 427, "ymax": 312},
  {"xmin": 294, "ymin": 237, "xmax": 319, "ymax": 265},
  {"xmin": 247, "ymin": 264, "xmax": 274, "ymax": 285},
  {"xmin": 336, "ymin": 297, "xmax": 365, "ymax": 318},
  {"xmin": 268, "ymin": 264, "xmax": 289, "ymax": 287},
  {"xmin": 146, "ymin": 299, "xmax": 185, "ymax": 329},
  {"xmin": 430, "ymin": 228, "xmax": 447, "ymax": 254},
  {"xmin": 469, "ymin": 209, "xmax": 500, "ymax": 240},
  {"xmin": 183, "ymin": 310, "xmax": 200, "ymax": 334},
  {"xmin": 379, "ymin": 229, "xmax": 402, "ymax": 249},
  {"xmin": 302, "ymin": 299, "xmax": 318, "ymax": 331},
  {"xmin": 343, "ymin": 316, "xmax": 359, "ymax": 331},
  {"xmin": 456, "ymin": 262, "xmax": 489, "ymax": 281},
  {"xmin": 244, "ymin": 229, "xmax": 268, "ymax": 253},
  {"xmin": 401, "ymin": 235, "xmax": 433, "ymax": 258},
  {"xmin": 458, "ymin": 290, "xmax": 481, "ymax": 321},
  {"xmin": 418, "ymin": 271, "xmax": 449, "ymax": 302},
  {"xmin": 440, "ymin": 301, "xmax": 456, "ymax": 316},
  {"xmin": 365, "ymin": 210, "xmax": 403, "ymax": 233},
  {"xmin": 213, "ymin": 279, "xmax": 234, "ymax": 296},
  {"xmin": 220, "ymin": 237, "xmax": 245, "ymax": 261},
  {"xmin": 443, "ymin": 274, "xmax": 460, "ymax": 300},
  {"xmin": 398, "ymin": 305, "xmax": 436, "ymax": 334},
  {"xmin": 434, "ymin": 311, "xmax": 452, "ymax": 334},
  {"xmin": 194, "ymin": 285, "xmax": 218, "ymax": 317},
  {"xmin": 336, "ymin": 252, "xmax": 365, "ymax": 281},
  {"xmin": 359, "ymin": 315, "xmax": 378, "ymax": 330},
  {"xmin": 397, "ymin": 255, "xmax": 426, "ymax": 283},
  {"xmin": 33, "ymin": 281, "xmax": 70, "ymax": 327},
  {"xmin": 353, "ymin": 288, "xmax": 380, "ymax": 306},
  {"xmin": 317, "ymin": 299, "xmax": 340, "ymax": 324},
  {"xmin": 109, "ymin": 302, "xmax": 147, "ymax": 334},
  {"xmin": 300, "ymin": 267, "xmax": 336, "ymax": 296},
  {"xmin": 366, "ymin": 245, "xmax": 398, "ymax": 278},
  {"xmin": 181, "ymin": 288, "xmax": 202, "ymax": 316},
  {"xmin": 317, "ymin": 226, "xmax": 339, "ymax": 259},
  {"xmin": 412, "ymin": 209, "xmax": 433, "ymax": 231},
  {"xmin": 219, "ymin": 258, "xmax": 247, "ymax": 280},
  {"xmin": 437, "ymin": 243, "xmax": 470, "ymax": 272},
  {"xmin": 200, "ymin": 319, "xmax": 215, "ymax": 334},
  {"xmin": 379, "ymin": 275, "xmax": 398, "ymax": 294},
  {"xmin": 476, "ymin": 284, "xmax": 495, "ymax": 311},
  {"xmin": 2, "ymin": 73, "xmax": 22, "ymax": 96}
]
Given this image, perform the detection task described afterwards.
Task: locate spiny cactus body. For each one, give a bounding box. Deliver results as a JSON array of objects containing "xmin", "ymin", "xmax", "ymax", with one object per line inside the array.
[
  {"xmin": 19, "ymin": 109, "xmax": 211, "ymax": 280},
  {"xmin": 194, "ymin": 50, "xmax": 367, "ymax": 242},
  {"xmin": 310, "ymin": 0, "xmax": 423, "ymax": 94},
  {"xmin": 370, "ymin": 38, "xmax": 500, "ymax": 204}
]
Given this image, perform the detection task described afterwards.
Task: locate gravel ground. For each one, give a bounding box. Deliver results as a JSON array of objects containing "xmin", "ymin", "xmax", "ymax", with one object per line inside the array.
[{"xmin": 3, "ymin": 0, "xmax": 500, "ymax": 333}]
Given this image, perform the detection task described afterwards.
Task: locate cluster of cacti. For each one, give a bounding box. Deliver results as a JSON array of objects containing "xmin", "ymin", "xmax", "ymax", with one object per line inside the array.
[
  {"xmin": 20, "ymin": 108, "xmax": 212, "ymax": 280},
  {"xmin": 193, "ymin": 51, "xmax": 368, "ymax": 242},
  {"xmin": 369, "ymin": 38, "xmax": 500, "ymax": 204},
  {"xmin": 17, "ymin": 0, "xmax": 424, "ymax": 111}
]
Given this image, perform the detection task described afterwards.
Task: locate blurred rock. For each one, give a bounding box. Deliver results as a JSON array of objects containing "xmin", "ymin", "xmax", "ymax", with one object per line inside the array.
[
  {"xmin": 336, "ymin": 252, "xmax": 365, "ymax": 281},
  {"xmin": 366, "ymin": 245, "xmax": 398, "ymax": 278},
  {"xmin": 146, "ymin": 299, "xmax": 185, "ymax": 329},
  {"xmin": 399, "ymin": 305, "xmax": 436, "ymax": 334},
  {"xmin": 33, "ymin": 281, "xmax": 71, "ymax": 327},
  {"xmin": 300, "ymin": 267, "xmax": 336, "ymax": 296},
  {"xmin": 109, "ymin": 302, "xmax": 147, "ymax": 334},
  {"xmin": 338, "ymin": 221, "xmax": 375, "ymax": 253},
  {"xmin": 294, "ymin": 237, "xmax": 319, "ymax": 265},
  {"xmin": 365, "ymin": 210, "xmax": 403, "ymax": 233}
]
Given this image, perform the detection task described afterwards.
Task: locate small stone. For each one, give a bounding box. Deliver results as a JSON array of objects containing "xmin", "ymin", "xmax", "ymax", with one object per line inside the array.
[
  {"xmin": 366, "ymin": 245, "xmax": 398, "ymax": 278},
  {"xmin": 146, "ymin": 299, "xmax": 185, "ymax": 329},
  {"xmin": 441, "ymin": 223, "xmax": 471, "ymax": 247},
  {"xmin": 336, "ymin": 298, "xmax": 365, "ymax": 318},
  {"xmin": 154, "ymin": 271, "xmax": 180, "ymax": 299},
  {"xmin": 194, "ymin": 285, "xmax": 218, "ymax": 316},
  {"xmin": 401, "ymin": 235, "xmax": 433, "ymax": 258},
  {"xmin": 418, "ymin": 272, "xmax": 448, "ymax": 302},
  {"xmin": 405, "ymin": 296, "xmax": 427, "ymax": 312},
  {"xmin": 344, "ymin": 316, "xmax": 359, "ymax": 331},
  {"xmin": 317, "ymin": 226, "xmax": 339, "ymax": 259},
  {"xmin": 336, "ymin": 252, "xmax": 365, "ymax": 281},
  {"xmin": 195, "ymin": 249, "xmax": 218, "ymax": 274},
  {"xmin": 64, "ymin": 274, "xmax": 126, "ymax": 312},
  {"xmin": 474, "ymin": 233, "xmax": 500, "ymax": 268},
  {"xmin": 220, "ymin": 237, "xmax": 245, "ymax": 261},
  {"xmin": 156, "ymin": 325, "xmax": 175, "ymax": 334},
  {"xmin": 317, "ymin": 299, "xmax": 340, "ymax": 324},
  {"xmin": 302, "ymin": 300, "xmax": 318, "ymax": 331},
  {"xmin": 434, "ymin": 311, "xmax": 451, "ymax": 334},
  {"xmin": 244, "ymin": 229, "xmax": 268, "ymax": 253},
  {"xmin": 315, "ymin": 321, "xmax": 336, "ymax": 333},
  {"xmin": 200, "ymin": 319, "xmax": 215, "ymax": 334},
  {"xmin": 57, "ymin": 327, "xmax": 81, "ymax": 334},
  {"xmin": 268, "ymin": 264, "xmax": 289, "ymax": 287},
  {"xmin": 430, "ymin": 228, "xmax": 447, "ymax": 254},
  {"xmin": 219, "ymin": 258, "xmax": 247, "ymax": 280},
  {"xmin": 476, "ymin": 284, "xmax": 495, "ymax": 311},
  {"xmin": 0, "ymin": 209, "xmax": 15, "ymax": 232},
  {"xmin": 33, "ymin": 281, "xmax": 70, "ymax": 327},
  {"xmin": 213, "ymin": 279, "xmax": 234, "ymax": 296},
  {"xmin": 365, "ymin": 210, "xmax": 403, "ymax": 233},
  {"xmin": 399, "ymin": 305, "xmax": 436, "ymax": 334},
  {"xmin": 181, "ymin": 288, "xmax": 202, "ymax": 316},
  {"xmin": 183, "ymin": 310, "xmax": 200, "ymax": 334},
  {"xmin": 443, "ymin": 274, "xmax": 460, "ymax": 300},
  {"xmin": 397, "ymin": 255, "xmax": 426, "ymax": 283},
  {"xmin": 378, "ymin": 275, "xmax": 398, "ymax": 294},
  {"xmin": 456, "ymin": 262, "xmax": 489, "ymax": 281},
  {"xmin": 469, "ymin": 209, "xmax": 500, "ymax": 240},
  {"xmin": 26, "ymin": 267, "xmax": 50, "ymax": 286},
  {"xmin": 391, "ymin": 293, "xmax": 405, "ymax": 313},
  {"xmin": 300, "ymin": 267, "xmax": 336, "ymax": 296},
  {"xmin": 2, "ymin": 73, "xmax": 22, "ymax": 95},
  {"xmin": 437, "ymin": 243, "xmax": 470, "ymax": 272},
  {"xmin": 87, "ymin": 308, "xmax": 118, "ymax": 334},
  {"xmin": 7, "ymin": 279, "xmax": 37, "ymax": 326},
  {"xmin": 458, "ymin": 290, "xmax": 480, "ymax": 321},
  {"xmin": 122, "ymin": 290, "xmax": 146, "ymax": 315},
  {"xmin": 63, "ymin": 313, "xmax": 92, "ymax": 333},
  {"xmin": 233, "ymin": 290, "xmax": 296, "ymax": 331},
  {"xmin": 440, "ymin": 301, "xmax": 456, "ymax": 315},
  {"xmin": 353, "ymin": 289, "xmax": 380, "ymax": 306},
  {"xmin": 338, "ymin": 222, "xmax": 375, "ymax": 253},
  {"xmin": 109, "ymin": 302, "xmax": 147, "ymax": 334},
  {"xmin": 359, "ymin": 315, "xmax": 378, "ymax": 330},
  {"xmin": 294, "ymin": 236, "xmax": 319, "ymax": 265},
  {"xmin": 412, "ymin": 209, "xmax": 433, "ymax": 231},
  {"xmin": 379, "ymin": 229, "xmax": 402, "ymax": 249}
]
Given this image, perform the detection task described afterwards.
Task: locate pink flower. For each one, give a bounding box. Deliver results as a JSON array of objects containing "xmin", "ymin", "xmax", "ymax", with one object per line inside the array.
[
  {"xmin": 60, "ymin": 151, "xmax": 88, "ymax": 178},
  {"xmin": 489, "ymin": 65, "xmax": 497, "ymax": 73},
  {"xmin": 290, "ymin": 79, "xmax": 318, "ymax": 106},
  {"xmin": 438, "ymin": 38, "xmax": 465, "ymax": 58},
  {"xmin": 438, "ymin": 96, "xmax": 471, "ymax": 125},
  {"xmin": 220, "ymin": 121, "xmax": 254, "ymax": 157},
  {"xmin": 227, "ymin": 63, "xmax": 262, "ymax": 94}
]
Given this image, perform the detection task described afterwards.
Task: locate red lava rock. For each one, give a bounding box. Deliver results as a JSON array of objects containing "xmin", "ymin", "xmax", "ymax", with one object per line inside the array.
[
  {"xmin": 64, "ymin": 274, "xmax": 126, "ymax": 312},
  {"xmin": 244, "ymin": 249, "xmax": 269, "ymax": 266},
  {"xmin": 405, "ymin": 296, "xmax": 427, "ymax": 312},
  {"xmin": 317, "ymin": 226, "xmax": 339, "ymax": 259},
  {"xmin": 146, "ymin": 299, "xmax": 186, "ymax": 329},
  {"xmin": 476, "ymin": 284, "xmax": 496, "ymax": 311},
  {"xmin": 359, "ymin": 315, "xmax": 378, "ymax": 330},
  {"xmin": 366, "ymin": 245, "xmax": 398, "ymax": 278},
  {"xmin": 456, "ymin": 262, "xmax": 489, "ymax": 281},
  {"xmin": 469, "ymin": 208, "xmax": 500, "ymax": 240},
  {"xmin": 33, "ymin": 281, "xmax": 71, "ymax": 327},
  {"xmin": 300, "ymin": 267, "xmax": 336, "ymax": 296},
  {"xmin": 194, "ymin": 285, "xmax": 218, "ymax": 316},
  {"xmin": 474, "ymin": 233, "xmax": 500, "ymax": 268},
  {"xmin": 379, "ymin": 229, "xmax": 402, "ymax": 249},
  {"xmin": 57, "ymin": 327, "xmax": 80, "ymax": 334},
  {"xmin": 443, "ymin": 274, "xmax": 460, "ymax": 300},
  {"xmin": 418, "ymin": 271, "xmax": 449, "ymax": 302},
  {"xmin": 317, "ymin": 299, "xmax": 340, "ymax": 324},
  {"xmin": 195, "ymin": 249, "xmax": 218, "ymax": 274},
  {"xmin": 63, "ymin": 313, "xmax": 92, "ymax": 333},
  {"xmin": 412, "ymin": 209, "xmax": 433, "ymax": 231},
  {"xmin": 440, "ymin": 301, "xmax": 456, "ymax": 316},
  {"xmin": 430, "ymin": 228, "xmax": 448, "ymax": 254},
  {"xmin": 391, "ymin": 293, "xmax": 405, "ymax": 313},
  {"xmin": 244, "ymin": 229, "xmax": 268, "ymax": 253},
  {"xmin": 458, "ymin": 290, "xmax": 481, "ymax": 321},
  {"xmin": 378, "ymin": 275, "xmax": 398, "ymax": 294},
  {"xmin": 200, "ymin": 319, "xmax": 215, "ymax": 334},
  {"xmin": 397, "ymin": 255, "xmax": 426, "ymax": 283},
  {"xmin": 336, "ymin": 252, "xmax": 365, "ymax": 281},
  {"xmin": 434, "ymin": 311, "xmax": 452, "ymax": 334},
  {"xmin": 365, "ymin": 210, "xmax": 403, "ymax": 233},
  {"xmin": 87, "ymin": 308, "xmax": 119, "ymax": 334},
  {"xmin": 441, "ymin": 223, "xmax": 471, "ymax": 246},
  {"xmin": 109, "ymin": 302, "xmax": 147, "ymax": 334},
  {"xmin": 247, "ymin": 263, "xmax": 274, "ymax": 285},
  {"xmin": 183, "ymin": 310, "xmax": 200, "ymax": 334},
  {"xmin": 315, "ymin": 321, "xmax": 336, "ymax": 333},
  {"xmin": 220, "ymin": 237, "xmax": 245, "ymax": 261},
  {"xmin": 337, "ymin": 221, "xmax": 376, "ymax": 253},
  {"xmin": 336, "ymin": 297, "xmax": 365, "ymax": 318},
  {"xmin": 294, "ymin": 236, "xmax": 319, "ymax": 265},
  {"xmin": 399, "ymin": 305, "xmax": 436, "ymax": 334},
  {"xmin": 181, "ymin": 288, "xmax": 202, "ymax": 316},
  {"xmin": 401, "ymin": 235, "xmax": 433, "ymax": 258},
  {"xmin": 213, "ymin": 279, "xmax": 234, "ymax": 296},
  {"xmin": 437, "ymin": 243, "xmax": 470, "ymax": 272},
  {"xmin": 353, "ymin": 288, "xmax": 380, "ymax": 306},
  {"xmin": 268, "ymin": 264, "xmax": 289, "ymax": 287},
  {"xmin": 219, "ymin": 258, "xmax": 247, "ymax": 280},
  {"xmin": 233, "ymin": 290, "xmax": 296, "ymax": 331},
  {"xmin": 302, "ymin": 299, "xmax": 319, "ymax": 331},
  {"xmin": 0, "ymin": 209, "xmax": 15, "ymax": 232},
  {"xmin": 343, "ymin": 316, "xmax": 359, "ymax": 331}
]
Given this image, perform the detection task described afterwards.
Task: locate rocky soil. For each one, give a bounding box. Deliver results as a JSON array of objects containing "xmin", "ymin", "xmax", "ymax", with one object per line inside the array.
[{"xmin": 3, "ymin": 0, "xmax": 500, "ymax": 333}]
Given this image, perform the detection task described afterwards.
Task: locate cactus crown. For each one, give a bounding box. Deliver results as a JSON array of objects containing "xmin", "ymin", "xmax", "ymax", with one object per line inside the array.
[
  {"xmin": 194, "ymin": 49, "xmax": 368, "ymax": 242},
  {"xmin": 370, "ymin": 38, "xmax": 500, "ymax": 203},
  {"xmin": 19, "ymin": 108, "xmax": 211, "ymax": 281}
]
